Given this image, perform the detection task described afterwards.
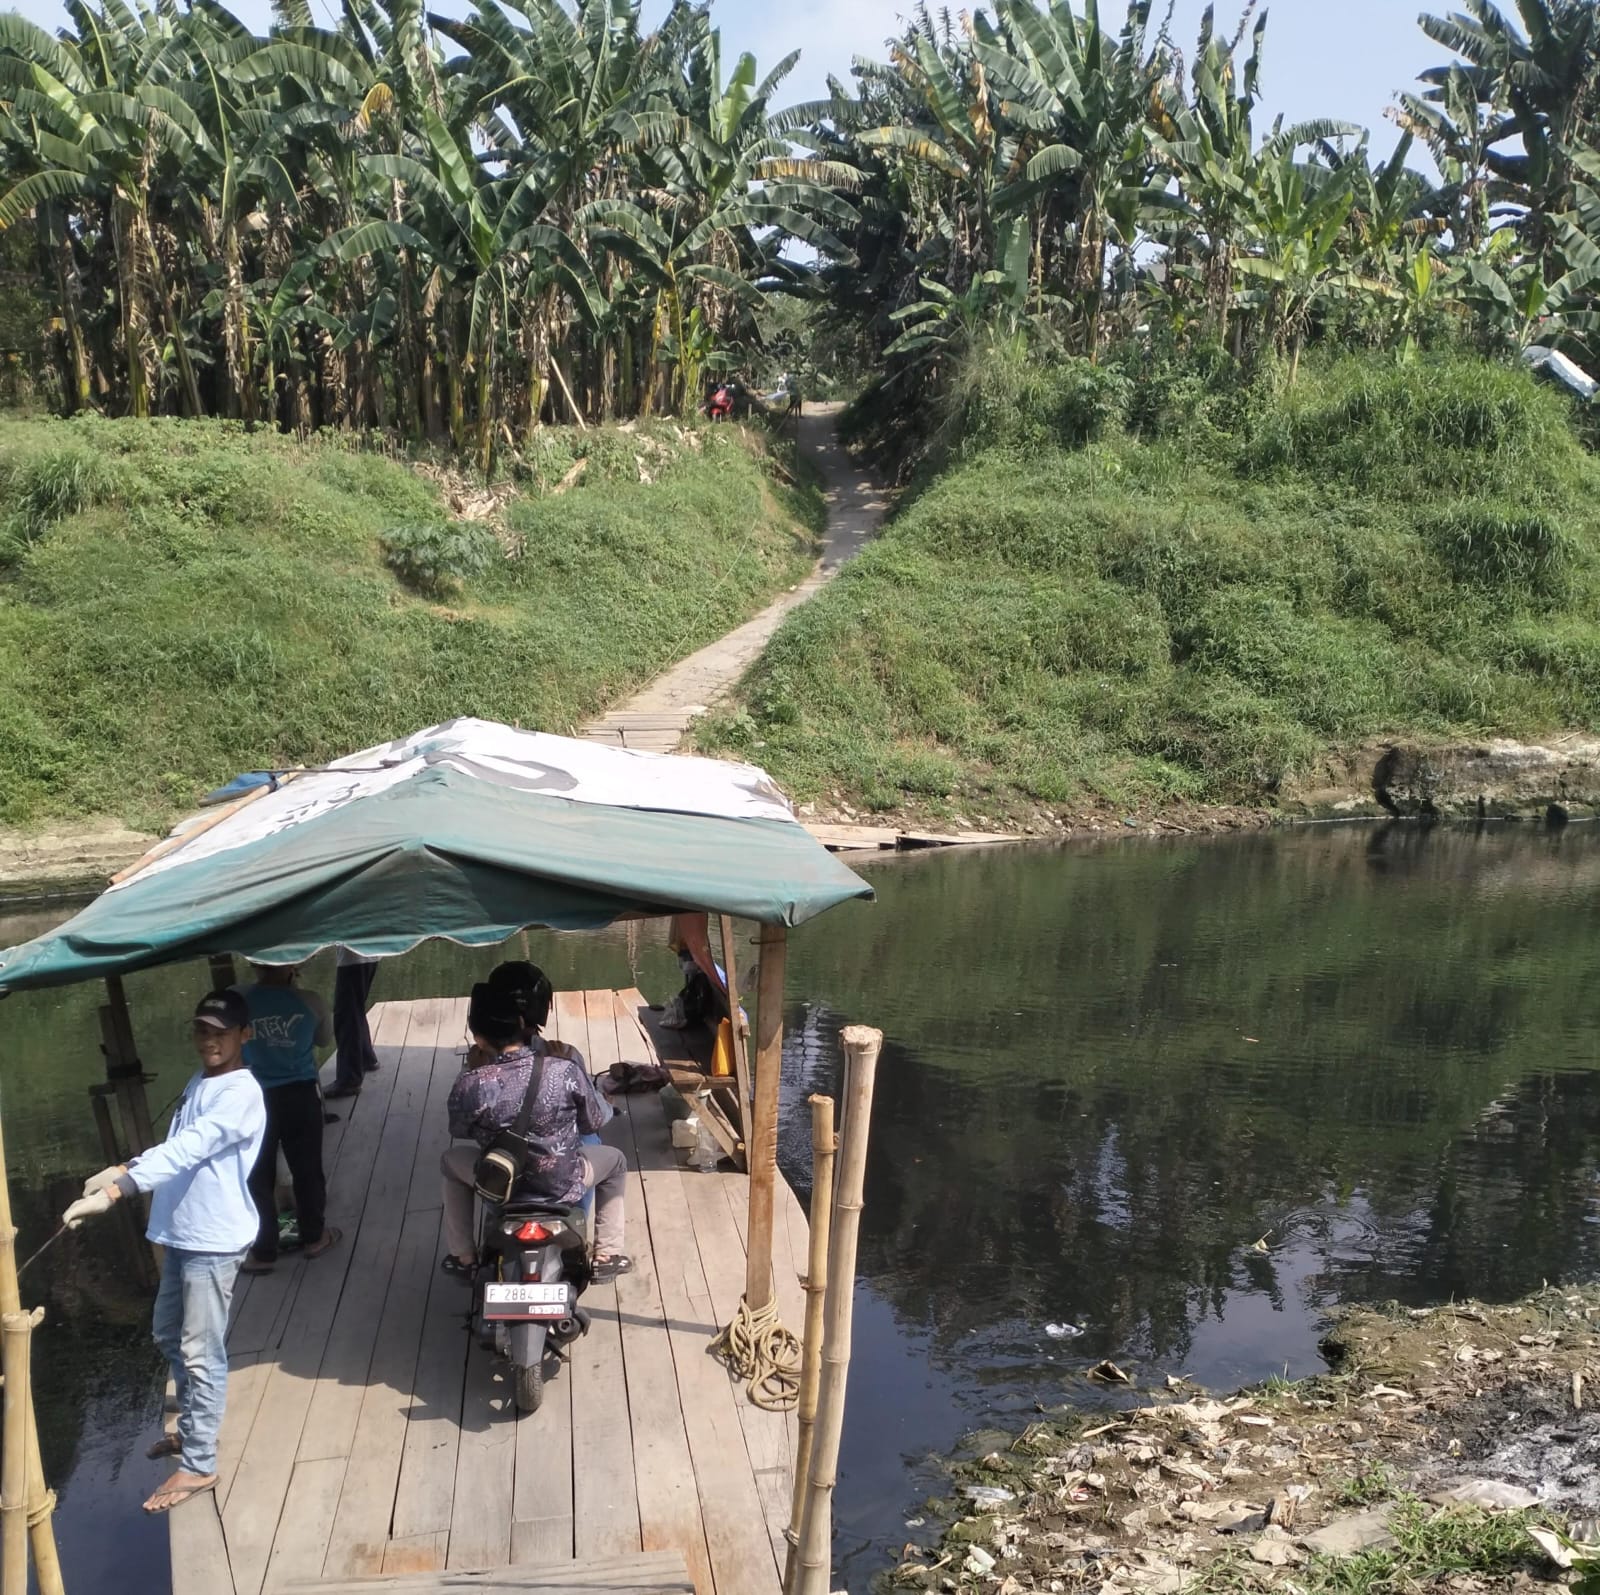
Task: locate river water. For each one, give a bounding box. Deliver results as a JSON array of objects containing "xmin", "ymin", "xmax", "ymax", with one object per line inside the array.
[{"xmin": 5, "ymin": 821, "xmax": 1600, "ymax": 1591}]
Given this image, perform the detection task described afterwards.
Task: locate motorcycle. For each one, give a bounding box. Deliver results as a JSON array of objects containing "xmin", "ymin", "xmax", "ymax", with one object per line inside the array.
[{"xmin": 472, "ymin": 1193, "xmax": 592, "ymax": 1412}]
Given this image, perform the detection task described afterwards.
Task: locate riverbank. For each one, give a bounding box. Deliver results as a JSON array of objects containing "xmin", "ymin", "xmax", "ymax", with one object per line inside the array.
[
  {"xmin": 0, "ymin": 413, "xmax": 818, "ymax": 835},
  {"xmin": 897, "ymin": 1286, "xmax": 1600, "ymax": 1594},
  {"xmin": 693, "ymin": 353, "xmax": 1600, "ymax": 829}
]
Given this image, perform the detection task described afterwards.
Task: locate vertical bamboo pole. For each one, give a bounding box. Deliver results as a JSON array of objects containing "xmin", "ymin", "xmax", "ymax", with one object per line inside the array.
[
  {"xmin": 1, "ymin": 1310, "xmax": 33, "ymax": 1593},
  {"xmin": 718, "ymin": 915, "xmax": 755, "ymax": 1139},
  {"xmin": 0, "ymin": 1099, "xmax": 64, "ymax": 1595},
  {"xmin": 744, "ymin": 923, "xmax": 789, "ymax": 1310},
  {"xmin": 784, "ymin": 1094, "xmax": 836, "ymax": 1594},
  {"xmin": 794, "ymin": 1026, "xmax": 883, "ymax": 1595},
  {"xmin": 100, "ymin": 977, "xmax": 153, "ymax": 1157}
]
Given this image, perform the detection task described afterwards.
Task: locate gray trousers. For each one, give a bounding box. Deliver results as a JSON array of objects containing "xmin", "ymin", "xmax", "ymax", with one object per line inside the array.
[{"xmin": 440, "ymin": 1142, "xmax": 627, "ymax": 1259}]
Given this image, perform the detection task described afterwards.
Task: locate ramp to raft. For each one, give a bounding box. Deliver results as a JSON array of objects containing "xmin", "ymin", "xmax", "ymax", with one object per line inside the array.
[{"xmin": 169, "ymin": 990, "xmax": 810, "ymax": 1595}]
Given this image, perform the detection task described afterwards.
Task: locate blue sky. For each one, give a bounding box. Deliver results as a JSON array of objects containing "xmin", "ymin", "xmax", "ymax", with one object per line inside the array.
[{"xmin": 12, "ymin": 0, "xmax": 1443, "ymax": 156}]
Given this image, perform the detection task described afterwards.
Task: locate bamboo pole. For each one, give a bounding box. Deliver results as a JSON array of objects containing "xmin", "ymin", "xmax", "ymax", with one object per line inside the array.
[
  {"xmin": 744, "ymin": 923, "xmax": 789, "ymax": 1309},
  {"xmin": 793, "ymin": 1025, "xmax": 883, "ymax": 1595},
  {"xmin": 1, "ymin": 1310, "xmax": 36, "ymax": 1594},
  {"xmin": 718, "ymin": 915, "xmax": 755, "ymax": 1141},
  {"xmin": 784, "ymin": 1093, "xmax": 836, "ymax": 1595},
  {"xmin": 0, "ymin": 1098, "xmax": 63, "ymax": 1595},
  {"xmin": 100, "ymin": 977, "xmax": 154, "ymax": 1159}
]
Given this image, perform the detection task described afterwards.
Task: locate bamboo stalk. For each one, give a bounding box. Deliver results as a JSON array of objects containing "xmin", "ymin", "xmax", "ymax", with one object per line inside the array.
[
  {"xmin": 744, "ymin": 923, "xmax": 789, "ymax": 1310},
  {"xmin": 0, "ymin": 1098, "xmax": 64, "ymax": 1595},
  {"xmin": 793, "ymin": 1025, "xmax": 883, "ymax": 1595},
  {"xmin": 0, "ymin": 1310, "xmax": 37, "ymax": 1594},
  {"xmin": 109, "ymin": 770, "xmax": 300, "ymax": 887},
  {"xmin": 784, "ymin": 1093, "xmax": 836, "ymax": 1595},
  {"xmin": 718, "ymin": 915, "xmax": 754, "ymax": 1137}
]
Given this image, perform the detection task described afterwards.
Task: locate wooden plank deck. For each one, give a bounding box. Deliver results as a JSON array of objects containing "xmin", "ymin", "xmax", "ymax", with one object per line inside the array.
[{"xmin": 170, "ymin": 990, "xmax": 810, "ymax": 1595}]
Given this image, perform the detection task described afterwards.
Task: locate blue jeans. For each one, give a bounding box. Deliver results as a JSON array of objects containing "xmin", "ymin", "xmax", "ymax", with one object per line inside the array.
[{"xmin": 151, "ymin": 1246, "xmax": 247, "ymax": 1477}]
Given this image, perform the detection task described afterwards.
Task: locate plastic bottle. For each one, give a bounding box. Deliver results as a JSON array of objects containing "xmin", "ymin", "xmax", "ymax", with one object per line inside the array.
[{"xmin": 692, "ymin": 1114, "xmax": 719, "ymax": 1173}]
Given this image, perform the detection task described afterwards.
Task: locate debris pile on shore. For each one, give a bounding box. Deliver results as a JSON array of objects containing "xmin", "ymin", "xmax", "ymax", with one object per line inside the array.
[{"xmin": 889, "ymin": 1287, "xmax": 1600, "ymax": 1593}]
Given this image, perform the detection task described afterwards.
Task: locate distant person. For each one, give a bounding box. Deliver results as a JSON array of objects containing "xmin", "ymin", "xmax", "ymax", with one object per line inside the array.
[
  {"xmin": 238, "ymin": 963, "xmax": 340, "ymax": 1271},
  {"xmin": 326, "ymin": 948, "xmax": 380, "ymax": 1099},
  {"xmin": 708, "ymin": 383, "xmax": 733, "ymax": 421},
  {"xmin": 785, "ymin": 371, "xmax": 803, "ymax": 418},
  {"xmin": 62, "ymin": 991, "xmax": 266, "ymax": 1514},
  {"xmin": 440, "ymin": 982, "xmax": 631, "ymax": 1282}
]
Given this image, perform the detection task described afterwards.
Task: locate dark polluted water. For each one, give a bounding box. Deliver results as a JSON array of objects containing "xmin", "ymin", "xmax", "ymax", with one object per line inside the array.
[{"xmin": 6, "ymin": 821, "xmax": 1600, "ymax": 1591}]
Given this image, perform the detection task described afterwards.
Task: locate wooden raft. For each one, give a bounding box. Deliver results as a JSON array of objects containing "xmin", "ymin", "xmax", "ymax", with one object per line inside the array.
[{"xmin": 168, "ymin": 990, "xmax": 810, "ymax": 1595}]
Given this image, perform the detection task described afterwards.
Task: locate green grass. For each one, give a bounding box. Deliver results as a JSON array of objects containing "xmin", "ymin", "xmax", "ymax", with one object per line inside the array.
[
  {"xmin": 1192, "ymin": 1501, "xmax": 1551, "ymax": 1595},
  {"xmin": 696, "ymin": 350, "xmax": 1600, "ymax": 819},
  {"xmin": 0, "ymin": 416, "xmax": 817, "ymax": 831}
]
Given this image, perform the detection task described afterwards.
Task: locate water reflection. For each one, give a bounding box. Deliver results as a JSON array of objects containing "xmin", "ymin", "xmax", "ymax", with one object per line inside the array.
[
  {"xmin": 6, "ymin": 821, "xmax": 1600, "ymax": 1591},
  {"xmin": 770, "ymin": 824, "xmax": 1600, "ymax": 1588}
]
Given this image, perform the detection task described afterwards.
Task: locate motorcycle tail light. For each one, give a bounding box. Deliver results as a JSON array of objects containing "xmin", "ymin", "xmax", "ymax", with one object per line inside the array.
[{"xmin": 517, "ymin": 1220, "xmax": 556, "ymax": 1242}]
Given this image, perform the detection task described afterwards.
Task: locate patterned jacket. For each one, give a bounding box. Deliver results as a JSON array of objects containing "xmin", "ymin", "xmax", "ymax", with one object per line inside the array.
[{"xmin": 446, "ymin": 1040, "xmax": 612, "ymax": 1205}]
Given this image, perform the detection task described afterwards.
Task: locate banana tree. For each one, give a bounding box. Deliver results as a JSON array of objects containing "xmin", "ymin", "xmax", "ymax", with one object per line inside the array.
[{"xmin": 1233, "ymin": 144, "xmax": 1359, "ymax": 379}]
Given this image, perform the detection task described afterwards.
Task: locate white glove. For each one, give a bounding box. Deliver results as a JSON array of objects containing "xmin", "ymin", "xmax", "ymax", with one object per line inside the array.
[
  {"xmin": 82, "ymin": 1166, "xmax": 126, "ymax": 1198},
  {"xmin": 62, "ymin": 1190, "xmax": 114, "ymax": 1229}
]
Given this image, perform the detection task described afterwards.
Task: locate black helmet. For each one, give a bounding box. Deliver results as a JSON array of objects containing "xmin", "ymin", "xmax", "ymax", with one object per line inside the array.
[
  {"xmin": 467, "ymin": 982, "xmax": 523, "ymax": 1046},
  {"xmin": 487, "ymin": 960, "xmax": 553, "ymax": 1032}
]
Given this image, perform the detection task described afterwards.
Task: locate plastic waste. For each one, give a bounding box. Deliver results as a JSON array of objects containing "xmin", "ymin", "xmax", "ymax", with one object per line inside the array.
[
  {"xmin": 692, "ymin": 1116, "xmax": 719, "ymax": 1173},
  {"xmin": 670, "ymin": 1114, "xmax": 701, "ymax": 1150},
  {"xmin": 1045, "ymin": 1321, "xmax": 1084, "ymax": 1339},
  {"xmin": 963, "ymin": 1485, "xmax": 1016, "ymax": 1507}
]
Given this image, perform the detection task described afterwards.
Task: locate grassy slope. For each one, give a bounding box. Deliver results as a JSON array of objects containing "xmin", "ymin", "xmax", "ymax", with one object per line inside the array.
[
  {"xmin": 696, "ymin": 354, "xmax": 1600, "ymax": 819},
  {"xmin": 0, "ymin": 417, "xmax": 817, "ymax": 831}
]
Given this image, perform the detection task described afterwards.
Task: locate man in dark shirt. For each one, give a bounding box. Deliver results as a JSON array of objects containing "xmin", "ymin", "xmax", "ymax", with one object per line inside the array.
[{"xmin": 440, "ymin": 984, "xmax": 631, "ymax": 1281}]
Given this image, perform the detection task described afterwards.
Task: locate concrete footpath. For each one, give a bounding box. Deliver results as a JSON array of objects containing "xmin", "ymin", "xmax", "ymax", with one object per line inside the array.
[{"xmin": 580, "ymin": 402, "xmax": 890, "ymax": 755}]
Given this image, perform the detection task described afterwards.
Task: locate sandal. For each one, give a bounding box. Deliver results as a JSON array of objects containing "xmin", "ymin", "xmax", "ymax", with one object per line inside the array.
[
  {"xmin": 592, "ymin": 1254, "xmax": 634, "ymax": 1282},
  {"xmin": 145, "ymin": 1434, "xmax": 182, "ymax": 1461},
  {"xmin": 302, "ymin": 1227, "xmax": 342, "ymax": 1260},
  {"xmin": 240, "ymin": 1252, "xmax": 275, "ymax": 1275},
  {"xmin": 439, "ymin": 1254, "xmax": 476, "ymax": 1281},
  {"xmin": 143, "ymin": 1472, "xmax": 217, "ymax": 1514}
]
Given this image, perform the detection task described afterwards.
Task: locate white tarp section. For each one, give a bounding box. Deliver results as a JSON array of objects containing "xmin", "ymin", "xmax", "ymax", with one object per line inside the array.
[
  {"xmin": 1521, "ymin": 345, "xmax": 1598, "ymax": 400},
  {"xmin": 118, "ymin": 718, "xmax": 796, "ymax": 892}
]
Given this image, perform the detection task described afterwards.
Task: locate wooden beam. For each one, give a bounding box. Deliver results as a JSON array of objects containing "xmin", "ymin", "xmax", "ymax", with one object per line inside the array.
[
  {"xmin": 744, "ymin": 923, "xmax": 788, "ymax": 1310},
  {"xmin": 100, "ymin": 975, "xmax": 154, "ymax": 1158}
]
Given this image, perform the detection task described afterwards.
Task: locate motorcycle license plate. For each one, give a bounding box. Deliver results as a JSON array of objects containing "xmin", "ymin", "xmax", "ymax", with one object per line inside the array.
[{"xmin": 483, "ymin": 1281, "xmax": 570, "ymax": 1320}]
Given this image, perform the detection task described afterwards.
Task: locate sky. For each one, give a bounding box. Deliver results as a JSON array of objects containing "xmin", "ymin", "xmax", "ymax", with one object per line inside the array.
[{"xmin": 11, "ymin": 0, "xmax": 1444, "ymax": 158}]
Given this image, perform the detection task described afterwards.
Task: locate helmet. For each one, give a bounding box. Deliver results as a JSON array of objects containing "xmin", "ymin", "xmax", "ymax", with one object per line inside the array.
[{"xmin": 487, "ymin": 960, "xmax": 553, "ymax": 1032}]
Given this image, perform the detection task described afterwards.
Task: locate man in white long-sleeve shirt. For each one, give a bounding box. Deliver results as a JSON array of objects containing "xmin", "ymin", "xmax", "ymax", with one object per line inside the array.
[{"xmin": 63, "ymin": 989, "xmax": 266, "ymax": 1514}]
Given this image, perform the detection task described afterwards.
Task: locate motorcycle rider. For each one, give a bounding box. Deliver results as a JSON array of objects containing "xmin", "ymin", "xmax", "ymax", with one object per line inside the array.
[{"xmin": 440, "ymin": 982, "xmax": 632, "ymax": 1282}]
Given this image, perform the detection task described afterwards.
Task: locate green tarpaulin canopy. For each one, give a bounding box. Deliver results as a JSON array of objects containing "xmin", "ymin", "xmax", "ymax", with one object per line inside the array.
[{"xmin": 0, "ymin": 719, "xmax": 873, "ymax": 993}]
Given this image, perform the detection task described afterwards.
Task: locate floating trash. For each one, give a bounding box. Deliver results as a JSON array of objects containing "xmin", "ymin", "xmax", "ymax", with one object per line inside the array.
[{"xmin": 1045, "ymin": 1321, "xmax": 1084, "ymax": 1339}]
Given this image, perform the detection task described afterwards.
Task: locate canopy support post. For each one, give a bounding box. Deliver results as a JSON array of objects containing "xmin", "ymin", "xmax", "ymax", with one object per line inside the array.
[
  {"xmin": 0, "ymin": 1095, "xmax": 66, "ymax": 1595},
  {"xmin": 745, "ymin": 923, "xmax": 788, "ymax": 1310},
  {"xmin": 98, "ymin": 976, "xmax": 153, "ymax": 1159},
  {"xmin": 718, "ymin": 915, "xmax": 754, "ymax": 1144},
  {"xmin": 207, "ymin": 954, "xmax": 237, "ymax": 991}
]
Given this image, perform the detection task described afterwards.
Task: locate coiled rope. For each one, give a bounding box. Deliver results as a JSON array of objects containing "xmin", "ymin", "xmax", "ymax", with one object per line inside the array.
[{"xmin": 711, "ymin": 1293, "xmax": 801, "ymax": 1411}]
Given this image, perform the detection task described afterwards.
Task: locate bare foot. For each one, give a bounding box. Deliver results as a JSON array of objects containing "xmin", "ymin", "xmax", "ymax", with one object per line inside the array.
[
  {"xmin": 302, "ymin": 1227, "xmax": 342, "ymax": 1260},
  {"xmin": 143, "ymin": 1470, "xmax": 217, "ymax": 1513}
]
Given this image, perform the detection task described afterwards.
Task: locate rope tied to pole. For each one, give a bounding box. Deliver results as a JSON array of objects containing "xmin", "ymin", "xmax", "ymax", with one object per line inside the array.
[
  {"xmin": 26, "ymin": 1491, "xmax": 55, "ymax": 1529},
  {"xmin": 711, "ymin": 1293, "xmax": 801, "ymax": 1411}
]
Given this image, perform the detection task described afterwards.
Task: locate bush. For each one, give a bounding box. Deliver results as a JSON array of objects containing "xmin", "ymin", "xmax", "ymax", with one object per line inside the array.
[
  {"xmin": 701, "ymin": 348, "xmax": 1600, "ymax": 820},
  {"xmin": 380, "ymin": 522, "xmax": 497, "ymax": 594}
]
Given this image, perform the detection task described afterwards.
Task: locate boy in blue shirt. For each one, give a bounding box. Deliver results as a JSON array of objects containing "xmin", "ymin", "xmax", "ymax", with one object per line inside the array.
[
  {"xmin": 237, "ymin": 963, "xmax": 339, "ymax": 1272},
  {"xmin": 62, "ymin": 990, "xmax": 267, "ymax": 1513}
]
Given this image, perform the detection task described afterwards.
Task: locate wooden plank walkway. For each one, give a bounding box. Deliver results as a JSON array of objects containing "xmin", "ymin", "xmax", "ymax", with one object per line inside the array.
[{"xmin": 170, "ymin": 991, "xmax": 809, "ymax": 1595}]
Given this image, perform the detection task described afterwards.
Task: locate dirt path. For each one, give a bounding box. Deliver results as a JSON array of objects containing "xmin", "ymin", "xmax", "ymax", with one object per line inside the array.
[{"xmin": 581, "ymin": 402, "xmax": 890, "ymax": 754}]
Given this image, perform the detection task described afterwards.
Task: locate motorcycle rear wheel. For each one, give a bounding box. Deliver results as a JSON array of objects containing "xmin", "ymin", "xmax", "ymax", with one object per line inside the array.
[{"xmin": 514, "ymin": 1359, "xmax": 545, "ymax": 1414}]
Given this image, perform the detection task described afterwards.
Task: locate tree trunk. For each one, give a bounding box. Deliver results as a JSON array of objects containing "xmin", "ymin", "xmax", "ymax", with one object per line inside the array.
[{"xmin": 41, "ymin": 204, "xmax": 91, "ymax": 413}]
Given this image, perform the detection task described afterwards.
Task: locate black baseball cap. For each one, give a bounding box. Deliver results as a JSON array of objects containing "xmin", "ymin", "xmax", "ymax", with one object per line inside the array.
[{"xmin": 194, "ymin": 990, "xmax": 250, "ymax": 1031}]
